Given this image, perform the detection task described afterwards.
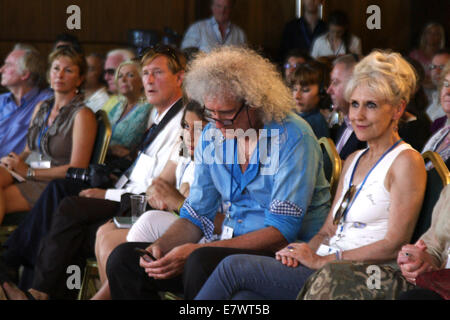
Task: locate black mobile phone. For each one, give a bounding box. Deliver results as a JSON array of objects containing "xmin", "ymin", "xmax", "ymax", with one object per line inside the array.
[{"xmin": 134, "ymin": 247, "xmax": 157, "ymax": 262}]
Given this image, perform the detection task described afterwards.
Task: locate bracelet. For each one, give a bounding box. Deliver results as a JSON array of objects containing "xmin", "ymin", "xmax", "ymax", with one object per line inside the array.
[
  {"xmin": 335, "ymin": 250, "xmax": 343, "ymax": 261},
  {"xmin": 177, "ymin": 200, "xmax": 185, "ymax": 212},
  {"xmin": 26, "ymin": 167, "xmax": 35, "ymax": 180}
]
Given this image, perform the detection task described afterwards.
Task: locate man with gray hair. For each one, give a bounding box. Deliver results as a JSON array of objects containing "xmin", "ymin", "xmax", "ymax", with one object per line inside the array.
[
  {"xmin": 181, "ymin": 0, "xmax": 246, "ymax": 53},
  {"xmin": 101, "ymin": 48, "xmax": 136, "ymax": 113},
  {"xmin": 326, "ymin": 54, "xmax": 366, "ymax": 159},
  {"xmin": 0, "ymin": 44, "xmax": 53, "ymax": 157}
]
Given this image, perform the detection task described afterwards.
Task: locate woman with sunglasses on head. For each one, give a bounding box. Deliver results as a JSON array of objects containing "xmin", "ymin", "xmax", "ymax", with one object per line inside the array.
[
  {"xmin": 195, "ymin": 50, "xmax": 427, "ymax": 300},
  {"xmin": 0, "ymin": 46, "xmax": 97, "ymax": 225}
]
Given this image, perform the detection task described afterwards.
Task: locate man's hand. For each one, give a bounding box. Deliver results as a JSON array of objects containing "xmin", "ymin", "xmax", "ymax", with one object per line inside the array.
[
  {"xmin": 397, "ymin": 240, "xmax": 438, "ymax": 284},
  {"xmin": 79, "ymin": 188, "xmax": 107, "ymax": 199},
  {"xmin": 139, "ymin": 243, "xmax": 201, "ymax": 280}
]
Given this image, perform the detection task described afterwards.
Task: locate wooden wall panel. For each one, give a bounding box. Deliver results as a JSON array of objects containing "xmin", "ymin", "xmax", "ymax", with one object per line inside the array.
[{"xmin": 0, "ymin": 0, "xmax": 447, "ymax": 68}]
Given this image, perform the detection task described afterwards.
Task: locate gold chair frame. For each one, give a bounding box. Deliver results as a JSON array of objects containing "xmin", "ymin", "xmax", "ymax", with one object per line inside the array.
[{"xmin": 318, "ymin": 137, "xmax": 343, "ymax": 198}]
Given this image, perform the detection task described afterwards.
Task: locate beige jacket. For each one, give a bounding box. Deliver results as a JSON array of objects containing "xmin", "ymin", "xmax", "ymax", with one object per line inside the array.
[{"xmin": 421, "ymin": 184, "xmax": 450, "ymax": 268}]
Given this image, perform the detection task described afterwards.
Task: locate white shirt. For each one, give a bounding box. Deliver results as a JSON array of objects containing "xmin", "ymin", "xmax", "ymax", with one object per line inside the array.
[
  {"xmin": 311, "ymin": 33, "xmax": 362, "ymax": 59},
  {"xmin": 105, "ymin": 100, "xmax": 183, "ymax": 202},
  {"xmin": 84, "ymin": 87, "xmax": 110, "ymax": 113},
  {"xmin": 426, "ymin": 90, "xmax": 446, "ymax": 122},
  {"xmin": 181, "ymin": 17, "xmax": 247, "ymax": 53},
  {"xmin": 335, "ymin": 116, "xmax": 354, "ymax": 154}
]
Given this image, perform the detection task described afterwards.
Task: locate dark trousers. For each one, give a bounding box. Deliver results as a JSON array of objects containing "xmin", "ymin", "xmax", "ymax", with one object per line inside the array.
[
  {"xmin": 398, "ymin": 287, "xmax": 444, "ymax": 300},
  {"xmin": 3, "ymin": 179, "xmax": 89, "ymax": 269},
  {"xmin": 31, "ymin": 196, "xmax": 120, "ymax": 299},
  {"xmin": 106, "ymin": 244, "xmax": 272, "ymax": 300},
  {"xmin": 3, "ymin": 179, "xmax": 89, "ymax": 290}
]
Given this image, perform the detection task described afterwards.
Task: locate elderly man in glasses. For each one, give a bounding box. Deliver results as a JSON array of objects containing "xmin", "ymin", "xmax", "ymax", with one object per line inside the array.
[
  {"xmin": 425, "ymin": 49, "xmax": 450, "ymax": 122},
  {"xmin": 105, "ymin": 46, "xmax": 331, "ymax": 300}
]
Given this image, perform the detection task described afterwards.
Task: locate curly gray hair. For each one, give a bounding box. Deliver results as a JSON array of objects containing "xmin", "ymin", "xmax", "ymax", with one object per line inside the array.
[{"xmin": 183, "ymin": 46, "xmax": 295, "ymax": 123}]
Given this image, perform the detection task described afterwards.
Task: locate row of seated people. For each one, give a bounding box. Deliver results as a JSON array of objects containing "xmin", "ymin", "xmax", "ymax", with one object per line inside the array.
[{"xmin": 0, "ymin": 44, "xmax": 449, "ymax": 300}]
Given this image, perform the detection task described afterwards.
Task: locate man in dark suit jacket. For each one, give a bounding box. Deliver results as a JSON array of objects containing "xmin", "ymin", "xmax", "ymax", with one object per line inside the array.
[{"xmin": 326, "ymin": 54, "xmax": 366, "ymax": 160}]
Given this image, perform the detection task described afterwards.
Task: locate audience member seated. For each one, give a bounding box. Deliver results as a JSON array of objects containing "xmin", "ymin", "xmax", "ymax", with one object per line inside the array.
[
  {"xmin": 287, "ymin": 62, "xmax": 330, "ymax": 138},
  {"xmin": 101, "ymin": 49, "xmax": 136, "ymax": 113},
  {"xmin": 105, "ymin": 46, "xmax": 331, "ymax": 300},
  {"xmin": 194, "ymin": 50, "xmax": 426, "ymax": 300},
  {"xmin": 180, "ymin": 0, "xmax": 246, "ymax": 53},
  {"xmin": 311, "ymin": 10, "xmax": 362, "ymax": 60},
  {"xmin": 53, "ymin": 33, "xmax": 83, "ymax": 54},
  {"xmin": 280, "ymin": 0, "xmax": 327, "ymax": 62},
  {"xmin": 0, "ymin": 45, "xmax": 186, "ymax": 300},
  {"xmin": 0, "ymin": 44, "xmax": 53, "ymax": 158},
  {"xmin": 106, "ymin": 60, "xmax": 151, "ymax": 160},
  {"xmin": 0, "ymin": 46, "xmax": 97, "ymax": 225},
  {"xmin": 83, "ymin": 53, "xmax": 109, "ymax": 112},
  {"xmin": 282, "ymin": 49, "xmax": 312, "ymax": 81},
  {"xmin": 422, "ymin": 61, "xmax": 450, "ymax": 169},
  {"xmin": 425, "ymin": 49, "xmax": 450, "ymax": 122},
  {"xmin": 91, "ymin": 100, "xmax": 207, "ymax": 300},
  {"xmin": 396, "ymin": 184, "xmax": 450, "ymax": 300},
  {"xmin": 409, "ymin": 22, "xmax": 446, "ymax": 90},
  {"xmin": 398, "ymin": 58, "xmax": 432, "ymax": 151},
  {"xmin": 326, "ymin": 54, "xmax": 366, "ymax": 159}
]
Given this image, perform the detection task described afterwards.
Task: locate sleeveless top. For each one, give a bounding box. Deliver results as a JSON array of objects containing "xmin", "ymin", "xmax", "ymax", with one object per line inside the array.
[
  {"xmin": 328, "ymin": 143, "xmax": 414, "ymax": 251},
  {"xmin": 27, "ymin": 94, "xmax": 86, "ymax": 167}
]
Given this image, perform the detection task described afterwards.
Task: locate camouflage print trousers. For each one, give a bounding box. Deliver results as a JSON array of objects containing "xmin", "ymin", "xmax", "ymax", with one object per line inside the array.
[{"xmin": 297, "ymin": 261, "xmax": 415, "ymax": 300}]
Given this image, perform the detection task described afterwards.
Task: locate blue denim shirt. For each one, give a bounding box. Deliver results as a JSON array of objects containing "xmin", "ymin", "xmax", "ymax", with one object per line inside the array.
[
  {"xmin": 0, "ymin": 87, "xmax": 53, "ymax": 157},
  {"xmin": 180, "ymin": 112, "xmax": 330, "ymax": 243}
]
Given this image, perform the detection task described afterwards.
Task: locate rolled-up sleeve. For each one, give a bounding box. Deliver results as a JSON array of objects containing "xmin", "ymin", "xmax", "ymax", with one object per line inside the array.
[
  {"xmin": 264, "ymin": 133, "xmax": 321, "ymax": 243},
  {"xmin": 180, "ymin": 136, "xmax": 221, "ymax": 240}
]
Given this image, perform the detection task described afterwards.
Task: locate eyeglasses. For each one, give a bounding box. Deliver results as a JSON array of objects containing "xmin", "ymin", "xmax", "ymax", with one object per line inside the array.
[
  {"xmin": 429, "ymin": 64, "xmax": 445, "ymax": 71},
  {"xmin": 104, "ymin": 68, "xmax": 116, "ymax": 76},
  {"xmin": 333, "ymin": 185, "xmax": 357, "ymax": 225},
  {"xmin": 203, "ymin": 103, "xmax": 248, "ymax": 126},
  {"xmin": 284, "ymin": 62, "xmax": 301, "ymax": 70},
  {"xmin": 139, "ymin": 44, "xmax": 182, "ymax": 71}
]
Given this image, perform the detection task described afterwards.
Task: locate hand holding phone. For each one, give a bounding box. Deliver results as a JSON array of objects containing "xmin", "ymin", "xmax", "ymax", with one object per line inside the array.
[{"xmin": 134, "ymin": 247, "xmax": 157, "ymax": 262}]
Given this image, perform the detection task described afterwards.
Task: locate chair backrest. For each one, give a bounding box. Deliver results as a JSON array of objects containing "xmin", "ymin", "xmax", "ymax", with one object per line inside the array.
[
  {"xmin": 90, "ymin": 110, "xmax": 112, "ymax": 165},
  {"xmin": 318, "ymin": 137, "xmax": 342, "ymax": 198},
  {"xmin": 411, "ymin": 152, "xmax": 450, "ymax": 243}
]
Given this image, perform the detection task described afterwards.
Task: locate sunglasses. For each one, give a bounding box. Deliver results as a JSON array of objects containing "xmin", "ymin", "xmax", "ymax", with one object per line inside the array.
[
  {"xmin": 333, "ymin": 184, "xmax": 357, "ymax": 225},
  {"xmin": 203, "ymin": 103, "xmax": 248, "ymax": 126},
  {"xmin": 139, "ymin": 45, "xmax": 181, "ymax": 70},
  {"xmin": 104, "ymin": 68, "xmax": 116, "ymax": 76}
]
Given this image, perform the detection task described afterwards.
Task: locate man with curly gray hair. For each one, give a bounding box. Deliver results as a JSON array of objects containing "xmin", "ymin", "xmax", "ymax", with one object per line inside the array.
[{"xmin": 106, "ymin": 46, "xmax": 331, "ymax": 300}]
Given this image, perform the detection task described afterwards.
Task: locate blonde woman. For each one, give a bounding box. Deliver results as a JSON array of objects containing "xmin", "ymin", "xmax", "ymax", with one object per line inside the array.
[
  {"xmin": 195, "ymin": 50, "xmax": 427, "ymax": 300},
  {"xmin": 106, "ymin": 60, "xmax": 151, "ymax": 159},
  {"xmin": 0, "ymin": 47, "xmax": 97, "ymax": 224}
]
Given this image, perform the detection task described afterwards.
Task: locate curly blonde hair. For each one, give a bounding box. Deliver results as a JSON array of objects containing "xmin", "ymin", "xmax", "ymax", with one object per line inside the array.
[
  {"xmin": 183, "ymin": 46, "xmax": 295, "ymax": 123},
  {"xmin": 344, "ymin": 50, "xmax": 417, "ymax": 107}
]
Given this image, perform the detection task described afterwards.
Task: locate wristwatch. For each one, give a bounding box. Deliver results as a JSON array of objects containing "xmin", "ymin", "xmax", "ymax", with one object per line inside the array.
[{"xmin": 26, "ymin": 167, "xmax": 35, "ymax": 180}]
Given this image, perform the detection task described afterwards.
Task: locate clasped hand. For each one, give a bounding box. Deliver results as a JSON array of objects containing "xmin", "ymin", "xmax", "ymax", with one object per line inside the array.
[
  {"xmin": 139, "ymin": 243, "xmax": 200, "ymax": 280},
  {"xmin": 275, "ymin": 242, "xmax": 324, "ymax": 270},
  {"xmin": 0, "ymin": 152, "xmax": 28, "ymax": 176},
  {"xmin": 146, "ymin": 178, "xmax": 183, "ymax": 211},
  {"xmin": 397, "ymin": 240, "xmax": 438, "ymax": 284}
]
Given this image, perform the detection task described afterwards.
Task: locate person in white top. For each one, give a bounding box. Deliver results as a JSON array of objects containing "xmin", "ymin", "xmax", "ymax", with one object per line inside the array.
[
  {"xmin": 194, "ymin": 50, "xmax": 427, "ymax": 300},
  {"xmin": 83, "ymin": 53, "xmax": 110, "ymax": 113},
  {"xmin": 311, "ymin": 10, "xmax": 362, "ymax": 59},
  {"xmin": 91, "ymin": 100, "xmax": 208, "ymax": 300},
  {"xmin": 181, "ymin": 0, "xmax": 246, "ymax": 53}
]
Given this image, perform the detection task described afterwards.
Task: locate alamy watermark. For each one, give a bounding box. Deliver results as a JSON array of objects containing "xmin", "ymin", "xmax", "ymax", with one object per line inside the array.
[
  {"xmin": 66, "ymin": 5, "xmax": 81, "ymax": 30},
  {"xmin": 366, "ymin": 265, "xmax": 381, "ymax": 290}
]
